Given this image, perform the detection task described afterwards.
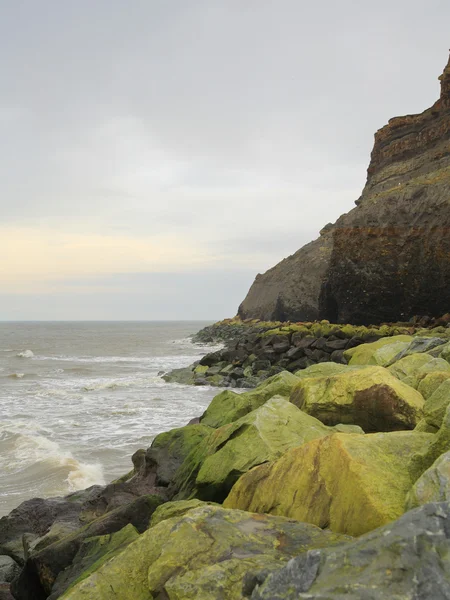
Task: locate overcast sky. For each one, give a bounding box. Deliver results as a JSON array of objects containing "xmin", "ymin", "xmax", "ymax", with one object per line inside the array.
[{"xmin": 1, "ymin": 0, "xmax": 449, "ymax": 320}]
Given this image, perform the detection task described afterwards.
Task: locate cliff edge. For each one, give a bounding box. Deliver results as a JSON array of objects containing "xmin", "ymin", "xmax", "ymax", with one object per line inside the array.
[{"xmin": 239, "ymin": 53, "xmax": 450, "ymax": 325}]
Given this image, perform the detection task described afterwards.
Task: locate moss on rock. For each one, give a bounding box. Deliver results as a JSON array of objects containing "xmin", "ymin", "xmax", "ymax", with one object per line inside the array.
[
  {"xmin": 224, "ymin": 431, "xmax": 433, "ymax": 536},
  {"xmin": 290, "ymin": 366, "xmax": 424, "ymax": 432},
  {"xmin": 200, "ymin": 371, "xmax": 300, "ymax": 428},
  {"xmin": 61, "ymin": 505, "xmax": 346, "ymax": 600}
]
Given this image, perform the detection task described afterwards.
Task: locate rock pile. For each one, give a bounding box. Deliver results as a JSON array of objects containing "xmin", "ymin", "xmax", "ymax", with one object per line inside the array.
[
  {"xmin": 164, "ymin": 317, "xmax": 450, "ymax": 388},
  {"xmin": 2, "ymin": 333, "xmax": 450, "ymax": 598}
]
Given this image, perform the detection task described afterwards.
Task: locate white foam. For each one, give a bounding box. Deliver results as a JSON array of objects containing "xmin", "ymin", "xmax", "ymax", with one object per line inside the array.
[
  {"xmin": 64, "ymin": 458, "xmax": 105, "ymax": 490},
  {"xmin": 7, "ymin": 373, "xmax": 25, "ymax": 379},
  {"xmin": 16, "ymin": 350, "xmax": 34, "ymax": 358}
]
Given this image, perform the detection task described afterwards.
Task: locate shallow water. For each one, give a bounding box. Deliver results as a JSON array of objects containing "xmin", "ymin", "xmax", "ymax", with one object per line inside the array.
[{"xmin": 0, "ymin": 321, "xmax": 221, "ymax": 516}]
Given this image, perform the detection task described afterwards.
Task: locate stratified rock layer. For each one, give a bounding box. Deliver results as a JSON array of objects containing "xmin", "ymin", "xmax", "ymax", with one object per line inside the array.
[{"xmin": 239, "ymin": 55, "xmax": 450, "ymax": 325}]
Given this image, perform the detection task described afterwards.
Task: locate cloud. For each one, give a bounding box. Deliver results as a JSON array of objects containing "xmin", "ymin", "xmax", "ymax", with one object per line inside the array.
[
  {"xmin": 0, "ymin": 226, "xmax": 211, "ymax": 292},
  {"xmin": 1, "ymin": 1, "xmax": 449, "ymax": 318}
]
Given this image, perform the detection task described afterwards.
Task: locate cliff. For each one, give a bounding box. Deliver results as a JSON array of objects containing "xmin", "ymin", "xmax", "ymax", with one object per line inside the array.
[{"xmin": 239, "ymin": 54, "xmax": 450, "ymax": 325}]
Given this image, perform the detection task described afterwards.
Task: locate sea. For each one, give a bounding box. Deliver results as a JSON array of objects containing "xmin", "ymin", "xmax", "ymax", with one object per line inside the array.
[{"xmin": 0, "ymin": 321, "xmax": 223, "ymax": 517}]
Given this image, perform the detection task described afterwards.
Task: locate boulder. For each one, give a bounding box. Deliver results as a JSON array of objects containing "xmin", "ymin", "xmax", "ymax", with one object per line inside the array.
[
  {"xmin": 48, "ymin": 524, "xmax": 139, "ymax": 600},
  {"xmin": 412, "ymin": 402, "xmax": 450, "ymax": 476},
  {"xmin": 294, "ymin": 362, "xmax": 351, "ymax": 379},
  {"xmin": 290, "ymin": 365, "xmax": 424, "ymax": 432},
  {"xmin": 224, "ymin": 431, "xmax": 433, "ymax": 536},
  {"xmin": 0, "ymin": 487, "xmax": 105, "ymax": 565},
  {"xmin": 175, "ymin": 397, "xmax": 331, "ymax": 503},
  {"xmin": 0, "ymin": 556, "xmax": 20, "ymax": 583},
  {"xmin": 424, "ymin": 378, "xmax": 450, "ymax": 429},
  {"xmin": 250, "ymin": 502, "xmax": 450, "ymax": 600},
  {"xmin": 200, "ymin": 371, "xmax": 300, "ymax": 428},
  {"xmin": 388, "ymin": 353, "xmax": 450, "ymax": 388},
  {"xmin": 60, "ymin": 504, "xmax": 347, "ymax": 600},
  {"xmin": 11, "ymin": 494, "xmax": 164, "ymax": 600},
  {"xmin": 344, "ymin": 335, "xmax": 412, "ymax": 366},
  {"xmin": 406, "ymin": 451, "xmax": 450, "ymax": 509},
  {"xmin": 145, "ymin": 423, "xmax": 213, "ymax": 486},
  {"xmin": 417, "ymin": 371, "xmax": 450, "ymax": 400}
]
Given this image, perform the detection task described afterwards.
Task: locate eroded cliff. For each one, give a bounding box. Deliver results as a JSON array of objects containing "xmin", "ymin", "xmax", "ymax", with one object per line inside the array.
[{"xmin": 239, "ymin": 54, "xmax": 450, "ymax": 325}]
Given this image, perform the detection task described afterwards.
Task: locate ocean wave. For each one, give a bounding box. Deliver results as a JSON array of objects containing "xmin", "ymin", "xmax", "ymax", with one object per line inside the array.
[
  {"xmin": 16, "ymin": 349, "xmax": 34, "ymax": 358},
  {"xmin": 0, "ymin": 426, "xmax": 105, "ymax": 496},
  {"xmin": 82, "ymin": 375, "xmax": 162, "ymax": 391},
  {"xmin": 34, "ymin": 355, "xmax": 155, "ymax": 364},
  {"xmin": 6, "ymin": 373, "xmax": 25, "ymax": 379}
]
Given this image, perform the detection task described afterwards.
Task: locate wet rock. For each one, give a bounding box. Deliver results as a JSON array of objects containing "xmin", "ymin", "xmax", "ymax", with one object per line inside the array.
[
  {"xmin": 225, "ymin": 430, "xmax": 433, "ymax": 536},
  {"xmin": 60, "ymin": 504, "xmax": 347, "ymax": 600},
  {"xmin": 290, "ymin": 365, "xmax": 424, "ymax": 432},
  {"xmin": 250, "ymin": 502, "xmax": 450, "ymax": 600}
]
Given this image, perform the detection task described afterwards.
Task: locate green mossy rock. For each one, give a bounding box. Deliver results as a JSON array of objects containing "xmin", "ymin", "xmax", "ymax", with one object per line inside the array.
[
  {"xmin": 200, "ymin": 371, "xmax": 300, "ymax": 428},
  {"xmin": 290, "ymin": 366, "xmax": 424, "ymax": 432},
  {"xmin": 16, "ymin": 494, "xmax": 164, "ymax": 598},
  {"xmin": 414, "ymin": 419, "xmax": 439, "ymax": 433},
  {"xmin": 162, "ymin": 366, "xmax": 195, "ymax": 385},
  {"xmin": 224, "ymin": 431, "xmax": 433, "ymax": 536},
  {"xmin": 424, "ymin": 379, "xmax": 450, "ymax": 429},
  {"xmin": 388, "ymin": 353, "xmax": 450, "ymax": 389},
  {"xmin": 418, "ymin": 371, "xmax": 450, "ymax": 400},
  {"xmin": 177, "ymin": 397, "xmax": 331, "ymax": 503},
  {"xmin": 344, "ymin": 335, "xmax": 412, "ymax": 366},
  {"xmin": 294, "ymin": 362, "xmax": 351, "ymax": 379},
  {"xmin": 150, "ymin": 500, "xmax": 216, "ymax": 527},
  {"xmin": 50, "ymin": 524, "xmax": 139, "ymax": 599},
  {"xmin": 147, "ymin": 424, "xmax": 213, "ymax": 486},
  {"xmin": 438, "ymin": 342, "xmax": 450, "ymax": 362},
  {"xmin": 61, "ymin": 504, "xmax": 346, "ymax": 600},
  {"xmin": 406, "ymin": 451, "xmax": 450, "ymax": 509},
  {"xmin": 411, "ymin": 402, "xmax": 450, "ymax": 476}
]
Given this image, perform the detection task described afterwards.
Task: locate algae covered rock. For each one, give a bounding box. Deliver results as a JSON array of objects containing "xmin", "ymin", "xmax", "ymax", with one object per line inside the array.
[
  {"xmin": 406, "ymin": 451, "xmax": 450, "ymax": 509},
  {"xmin": 48, "ymin": 524, "xmax": 139, "ymax": 599},
  {"xmin": 388, "ymin": 353, "xmax": 450, "ymax": 389},
  {"xmin": 12, "ymin": 494, "xmax": 164, "ymax": 599},
  {"xmin": 418, "ymin": 370, "xmax": 450, "ymax": 400},
  {"xmin": 293, "ymin": 362, "xmax": 352, "ymax": 379},
  {"xmin": 176, "ymin": 397, "xmax": 331, "ymax": 502},
  {"xmin": 250, "ymin": 502, "xmax": 450, "ymax": 600},
  {"xmin": 146, "ymin": 423, "xmax": 213, "ymax": 486},
  {"xmin": 201, "ymin": 371, "xmax": 300, "ymax": 428},
  {"xmin": 225, "ymin": 430, "xmax": 433, "ymax": 536},
  {"xmin": 290, "ymin": 365, "xmax": 424, "ymax": 432},
  {"xmin": 424, "ymin": 378, "xmax": 450, "ymax": 429},
  {"xmin": 344, "ymin": 335, "xmax": 412, "ymax": 366},
  {"xmin": 61, "ymin": 504, "xmax": 346, "ymax": 600}
]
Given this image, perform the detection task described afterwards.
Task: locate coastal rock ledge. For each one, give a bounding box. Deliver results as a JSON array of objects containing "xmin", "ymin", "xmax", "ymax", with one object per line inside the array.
[{"xmin": 239, "ymin": 54, "xmax": 450, "ymax": 325}]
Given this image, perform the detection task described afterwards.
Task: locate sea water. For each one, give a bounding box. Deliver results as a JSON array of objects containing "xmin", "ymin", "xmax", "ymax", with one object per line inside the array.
[{"xmin": 0, "ymin": 321, "xmax": 221, "ymax": 516}]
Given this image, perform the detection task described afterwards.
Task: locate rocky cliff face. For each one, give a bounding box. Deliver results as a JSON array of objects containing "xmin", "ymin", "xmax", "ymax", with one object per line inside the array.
[{"xmin": 239, "ymin": 54, "xmax": 450, "ymax": 325}]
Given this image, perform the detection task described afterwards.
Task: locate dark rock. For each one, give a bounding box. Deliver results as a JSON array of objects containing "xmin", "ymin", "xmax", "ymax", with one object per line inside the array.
[
  {"xmin": 292, "ymin": 335, "xmax": 315, "ymax": 349},
  {"xmin": 287, "ymin": 357, "xmax": 314, "ymax": 371},
  {"xmin": 330, "ymin": 349, "xmax": 347, "ymax": 364},
  {"xmin": 0, "ymin": 489, "xmax": 103, "ymax": 565},
  {"xmin": 311, "ymin": 337, "xmax": 328, "ymax": 351},
  {"xmin": 325, "ymin": 338, "xmax": 349, "ymax": 351},
  {"xmin": 0, "ymin": 556, "xmax": 20, "ymax": 583},
  {"xmin": 250, "ymin": 502, "xmax": 450, "ymax": 599},
  {"xmin": 252, "ymin": 360, "xmax": 271, "ymax": 372},
  {"xmin": 229, "ymin": 367, "xmax": 245, "ymax": 380},
  {"xmin": 11, "ymin": 495, "xmax": 164, "ymax": 600},
  {"xmin": 0, "ymin": 584, "xmax": 13, "ymax": 600},
  {"xmin": 272, "ymin": 341, "xmax": 290, "ymax": 353},
  {"xmin": 285, "ymin": 346, "xmax": 305, "ymax": 360}
]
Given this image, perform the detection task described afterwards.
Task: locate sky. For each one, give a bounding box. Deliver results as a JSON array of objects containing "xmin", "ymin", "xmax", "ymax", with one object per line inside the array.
[{"xmin": 1, "ymin": 0, "xmax": 449, "ymax": 320}]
